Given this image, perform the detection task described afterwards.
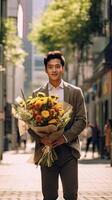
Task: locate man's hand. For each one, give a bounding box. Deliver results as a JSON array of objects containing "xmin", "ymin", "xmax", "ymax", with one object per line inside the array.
[
  {"xmin": 52, "ymin": 135, "xmax": 66, "ymax": 148},
  {"xmin": 40, "ymin": 136, "xmax": 52, "ymax": 147}
]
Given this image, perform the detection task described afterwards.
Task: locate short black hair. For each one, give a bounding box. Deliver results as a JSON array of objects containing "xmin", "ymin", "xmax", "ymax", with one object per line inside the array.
[
  {"xmin": 107, "ymin": 119, "xmax": 112, "ymax": 129},
  {"xmin": 44, "ymin": 50, "xmax": 65, "ymax": 69}
]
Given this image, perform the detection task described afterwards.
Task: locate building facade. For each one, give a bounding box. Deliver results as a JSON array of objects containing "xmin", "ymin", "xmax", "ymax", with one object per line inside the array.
[
  {"xmin": 31, "ymin": 0, "xmax": 52, "ymax": 91},
  {"xmin": 85, "ymin": 0, "xmax": 112, "ymax": 130},
  {"xmin": 19, "ymin": 0, "xmax": 52, "ymax": 96},
  {"xmin": 83, "ymin": 0, "xmax": 112, "ymax": 158},
  {"xmin": 18, "ymin": 0, "xmax": 33, "ymax": 97},
  {"xmin": 0, "ymin": 0, "xmax": 26, "ymax": 152},
  {"xmin": 0, "ymin": 0, "xmax": 7, "ymax": 159}
]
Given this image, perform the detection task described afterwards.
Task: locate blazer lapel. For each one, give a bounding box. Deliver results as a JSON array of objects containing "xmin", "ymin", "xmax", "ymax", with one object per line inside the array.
[
  {"xmin": 64, "ymin": 81, "xmax": 70, "ymax": 103},
  {"xmin": 41, "ymin": 83, "xmax": 49, "ymax": 95}
]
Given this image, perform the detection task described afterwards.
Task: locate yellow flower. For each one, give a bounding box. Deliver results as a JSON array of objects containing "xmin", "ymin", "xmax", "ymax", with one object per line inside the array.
[
  {"xmin": 41, "ymin": 110, "xmax": 50, "ymax": 118},
  {"xmin": 19, "ymin": 101, "xmax": 25, "ymax": 107},
  {"xmin": 59, "ymin": 109, "xmax": 64, "ymax": 116},
  {"xmin": 29, "ymin": 98, "xmax": 36, "ymax": 104},
  {"xmin": 37, "ymin": 92, "xmax": 46, "ymax": 97},
  {"xmin": 54, "ymin": 102, "xmax": 63, "ymax": 110},
  {"xmin": 51, "ymin": 95, "xmax": 59, "ymax": 100},
  {"xmin": 47, "ymin": 97, "xmax": 55, "ymax": 105},
  {"xmin": 39, "ymin": 97, "xmax": 48, "ymax": 104}
]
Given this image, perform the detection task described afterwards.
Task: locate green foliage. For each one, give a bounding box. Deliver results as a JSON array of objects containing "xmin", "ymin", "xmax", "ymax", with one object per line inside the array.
[
  {"xmin": 2, "ymin": 18, "xmax": 27, "ymax": 65},
  {"xmin": 29, "ymin": 0, "xmax": 102, "ymax": 55},
  {"xmin": 65, "ymin": 0, "xmax": 92, "ymax": 49},
  {"xmin": 29, "ymin": 1, "xmax": 67, "ymax": 52},
  {"xmin": 0, "ymin": 20, "xmax": 6, "ymax": 45},
  {"xmin": 89, "ymin": 0, "xmax": 102, "ymax": 34}
]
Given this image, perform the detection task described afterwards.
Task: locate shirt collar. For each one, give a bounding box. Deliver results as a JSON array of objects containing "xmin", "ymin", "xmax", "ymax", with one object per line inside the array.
[{"xmin": 48, "ymin": 79, "xmax": 64, "ymax": 91}]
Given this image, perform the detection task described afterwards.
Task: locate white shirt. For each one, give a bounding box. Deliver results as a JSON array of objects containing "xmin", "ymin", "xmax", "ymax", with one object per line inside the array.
[
  {"xmin": 48, "ymin": 80, "xmax": 68, "ymax": 143},
  {"xmin": 48, "ymin": 79, "xmax": 64, "ymax": 102}
]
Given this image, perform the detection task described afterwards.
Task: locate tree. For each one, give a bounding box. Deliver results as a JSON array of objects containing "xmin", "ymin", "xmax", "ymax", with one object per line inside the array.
[
  {"xmin": 2, "ymin": 18, "xmax": 27, "ymax": 150},
  {"xmin": 29, "ymin": 0, "xmax": 90, "ymax": 51},
  {"xmin": 2, "ymin": 18, "xmax": 26, "ymax": 66},
  {"xmin": 29, "ymin": 0, "xmax": 102, "ymax": 83}
]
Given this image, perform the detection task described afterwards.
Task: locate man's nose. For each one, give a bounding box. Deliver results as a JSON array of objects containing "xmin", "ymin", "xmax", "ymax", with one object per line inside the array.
[{"xmin": 52, "ymin": 66, "xmax": 56, "ymax": 71}]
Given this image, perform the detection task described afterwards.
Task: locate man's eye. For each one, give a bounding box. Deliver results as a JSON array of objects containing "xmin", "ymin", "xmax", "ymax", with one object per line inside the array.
[
  {"xmin": 56, "ymin": 65, "xmax": 61, "ymax": 68},
  {"xmin": 47, "ymin": 64, "xmax": 61, "ymax": 69},
  {"xmin": 47, "ymin": 66, "xmax": 53, "ymax": 69}
]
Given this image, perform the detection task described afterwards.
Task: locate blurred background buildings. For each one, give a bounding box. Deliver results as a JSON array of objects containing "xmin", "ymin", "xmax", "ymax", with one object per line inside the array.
[
  {"xmin": 19, "ymin": 0, "xmax": 52, "ymax": 96},
  {"xmin": 0, "ymin": 0, "xmax": 112, "ymax": 161}
]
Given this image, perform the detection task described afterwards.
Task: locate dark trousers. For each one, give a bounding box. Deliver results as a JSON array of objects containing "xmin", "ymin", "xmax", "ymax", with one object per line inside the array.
[
  {"xmin": 40, "ymin": 144, "xmax": 78, "ymax": 200},
  {"xmin": 85, "ymin": 137, "xmax": 92, "ymax": 153},
  {"xmin": 92, "ymin": 138, "xmax": 100, "ymax": 154}
]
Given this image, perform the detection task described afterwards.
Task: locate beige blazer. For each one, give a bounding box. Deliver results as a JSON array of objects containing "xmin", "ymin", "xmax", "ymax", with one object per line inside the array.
[{"xmin": 29, "ymin": 81, "xmax": 87, "ymax": 163}]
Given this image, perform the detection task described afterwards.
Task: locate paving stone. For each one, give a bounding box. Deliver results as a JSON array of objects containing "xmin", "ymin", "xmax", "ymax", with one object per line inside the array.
[
  {"xmin": 0, "ymin": 191, "xmax": 112, "ymax": 200},
  {"xmin": 0, "ymin": 150, "xmax": 112, "ymax": 200}
]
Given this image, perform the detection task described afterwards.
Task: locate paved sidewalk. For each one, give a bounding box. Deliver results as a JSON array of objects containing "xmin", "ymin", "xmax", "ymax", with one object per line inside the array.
[{"xmin": 0, "ymin": 146, "xmax": 112, "ymax": 200}]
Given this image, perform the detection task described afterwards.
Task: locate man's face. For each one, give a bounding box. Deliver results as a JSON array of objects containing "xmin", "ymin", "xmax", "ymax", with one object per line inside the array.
[{"xmin": 45, "ymin": 58, "xmax": 64, "ymax": 81}]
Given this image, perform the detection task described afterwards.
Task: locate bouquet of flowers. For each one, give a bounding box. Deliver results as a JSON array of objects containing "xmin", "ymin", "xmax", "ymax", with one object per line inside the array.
[{"xmin": 12, "ymin": 91, "xmax": 73, "ymax": 167}]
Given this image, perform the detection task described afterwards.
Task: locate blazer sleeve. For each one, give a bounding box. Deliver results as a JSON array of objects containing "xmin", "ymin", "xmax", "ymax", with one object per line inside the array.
[{"xmin": 63, "ymin": 88, "xmax": 87, "ymax": 142}]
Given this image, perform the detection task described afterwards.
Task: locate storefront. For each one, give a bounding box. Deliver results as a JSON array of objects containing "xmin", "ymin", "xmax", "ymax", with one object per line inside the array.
[
  {"xmin": 97, "ymin": 70, "xmax": 112, "ymax": 130},
  {"xmin": 85, "ymin": 69, "xmax": 112, "ymax": 157},
  {"xmin": 86, "ymin": 69, "xmax": 112, "ymax": 130}
]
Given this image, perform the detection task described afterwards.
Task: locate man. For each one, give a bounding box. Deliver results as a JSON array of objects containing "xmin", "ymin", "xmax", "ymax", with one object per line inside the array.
[{"xmin": 29, "ymin": 51, "xmax": 87, "ymax": 200}]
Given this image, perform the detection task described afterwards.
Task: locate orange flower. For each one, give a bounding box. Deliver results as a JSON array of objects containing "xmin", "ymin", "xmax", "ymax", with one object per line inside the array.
[
  {"xmin": 49, "ymin": 109, "xmax": 57, "ymax": 117},
  {"xmin": 41, "ymin": 110, "xmax": 50, "ymax": 118}
]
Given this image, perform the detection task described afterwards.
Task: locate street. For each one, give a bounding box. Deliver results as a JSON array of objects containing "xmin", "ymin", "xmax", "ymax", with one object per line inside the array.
[{"xmin": 0, "ymin": 143, "xmax": 112, "ymax": 200}]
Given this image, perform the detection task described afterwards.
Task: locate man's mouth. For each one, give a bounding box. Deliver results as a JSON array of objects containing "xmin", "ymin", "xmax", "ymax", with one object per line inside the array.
[{"xmin": 51, "ymin": 74, "xmax": 57, "ymax": 76}]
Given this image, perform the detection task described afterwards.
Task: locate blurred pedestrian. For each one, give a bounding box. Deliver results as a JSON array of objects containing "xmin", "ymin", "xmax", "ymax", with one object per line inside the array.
[
  {"xmin": 20, "ymin": 134, "xmax": 27, "ymax": 152},
  {"xmin": 104, "ymin": 119, "xmax": 112, "ymax": 159},
  {"xmin": 15, "ymin": 118, "xmax": 21, "ymax": 153},
  {"xmin": 84, "ymin": 122, "xmax": 101, "ymax": 158},
  {"xmin": 28, "ymin": 51, "xmax": 87, "ymax": 200},
  {"xmin": 18, "ymin": 119, "xmax": 28, "ymax": 152},
  {"xmin": 84, "ymin": 122, "xmax": 93, "ymax": 157},
  {"xmin": 92, "ymin": 122, "xmax": 101, "ymax": 158}
]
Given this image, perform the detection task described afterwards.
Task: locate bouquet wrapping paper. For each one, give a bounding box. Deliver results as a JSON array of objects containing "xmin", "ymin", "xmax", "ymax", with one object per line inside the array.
[{"xmin": 12, "ymin": 92, "xmax": 72, "ymax": 167}]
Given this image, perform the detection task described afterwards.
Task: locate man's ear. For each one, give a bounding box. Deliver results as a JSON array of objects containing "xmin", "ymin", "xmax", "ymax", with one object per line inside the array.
[{"xmin": 62, "ymin": 67, "xmax": 64, "ymax": 74}]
